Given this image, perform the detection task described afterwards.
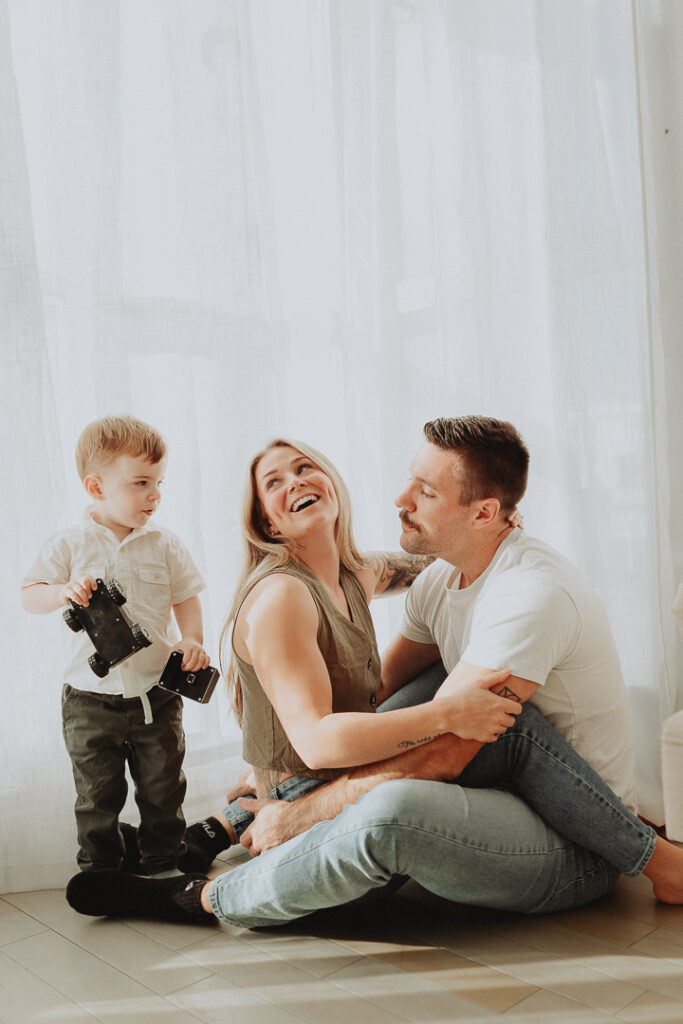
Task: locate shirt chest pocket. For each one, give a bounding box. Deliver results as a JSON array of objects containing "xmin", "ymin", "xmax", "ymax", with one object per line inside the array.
[{"xmin": 137, "ymin": 565, "xmax": 172, "ymax": 607}]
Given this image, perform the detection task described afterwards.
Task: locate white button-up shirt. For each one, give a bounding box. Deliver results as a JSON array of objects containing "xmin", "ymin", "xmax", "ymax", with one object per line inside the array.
[{"xmin": 24, "ymin": 508, "xmax": 205, "ymax": 699}]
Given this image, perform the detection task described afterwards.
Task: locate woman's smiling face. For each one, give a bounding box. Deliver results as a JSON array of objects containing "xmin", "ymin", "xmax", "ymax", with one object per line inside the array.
[{"xmin": 255, "ymin": 445, "xmax": 339, "ymax": 540}]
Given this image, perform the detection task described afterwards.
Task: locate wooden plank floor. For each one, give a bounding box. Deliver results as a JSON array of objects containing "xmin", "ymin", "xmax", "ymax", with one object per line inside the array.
[{"xmin": 2, "ymin": 851, "xmax": 683, "ymax": 1024}]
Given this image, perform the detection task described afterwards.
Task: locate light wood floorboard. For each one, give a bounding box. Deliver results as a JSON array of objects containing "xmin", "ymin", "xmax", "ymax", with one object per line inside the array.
[{"xmin": 1, "ymin": 870, "xmax": 682, "ymax": 1024}]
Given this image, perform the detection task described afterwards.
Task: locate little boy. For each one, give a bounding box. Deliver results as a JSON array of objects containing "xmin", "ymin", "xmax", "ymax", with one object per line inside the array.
[{"xmin": 22, "ymin": 415, "xmax": 208, "ymax": 876}]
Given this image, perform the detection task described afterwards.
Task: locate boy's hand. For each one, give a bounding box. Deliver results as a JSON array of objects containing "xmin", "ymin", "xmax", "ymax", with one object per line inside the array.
[
  {"xmin": 172, "ymin": 638, "xmax": 210, "ymax": 672},
  {"xmin": 59, "ymin": 575, "xmax": 98, "ymax": 607}
]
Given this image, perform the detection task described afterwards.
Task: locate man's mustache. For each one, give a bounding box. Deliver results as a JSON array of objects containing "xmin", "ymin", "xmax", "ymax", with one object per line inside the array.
[{"xmin": 399, "ymin": 510, "xmax": 419, "ymax": 530}]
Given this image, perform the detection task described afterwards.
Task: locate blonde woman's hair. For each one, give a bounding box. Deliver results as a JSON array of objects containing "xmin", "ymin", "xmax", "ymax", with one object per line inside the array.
[
  {"xmin": 75, "ymin": 415, "xmax": 166, "ymax": 480},
  {"xmin": 220, "ymin": 439, "xmax": 366, "ymax": 723}
]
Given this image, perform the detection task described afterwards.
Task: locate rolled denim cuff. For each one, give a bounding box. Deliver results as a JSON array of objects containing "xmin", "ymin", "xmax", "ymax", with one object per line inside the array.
[{"xmin": 222, "ymin": 775, "xmax": 325, "ymax": 841}]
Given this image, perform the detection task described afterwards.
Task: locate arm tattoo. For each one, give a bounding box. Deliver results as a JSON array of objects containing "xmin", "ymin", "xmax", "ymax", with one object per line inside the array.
[
  {"xmin": 368, "ymin": 551, "xmax": 435, "ymax": 594},
  {"xmin": 397, "ymin": 733, "xmax": 444, "ymax": 749},
  {"xmin": 497, "ymin": 685, "xmax": 522, "ymax": 702}
]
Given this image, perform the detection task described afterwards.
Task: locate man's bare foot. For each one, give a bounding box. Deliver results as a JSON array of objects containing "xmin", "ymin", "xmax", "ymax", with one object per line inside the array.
[{"xmin": 643, "ymin": 836, "xmax": 683, "ymax": 904}]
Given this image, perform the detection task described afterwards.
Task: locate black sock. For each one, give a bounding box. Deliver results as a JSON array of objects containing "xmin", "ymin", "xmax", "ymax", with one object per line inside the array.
[
  {"xmin": 168, "ymin": 875, "xmax": 210, "ymax": 918},
  {"xmin": 180, "ymin": 817, "xmax": 232, "ymax": 872},
  {"xmin": 66, "ymin": 870, "xmax": 216, "ymax": 925},
  {"xmin": 119, "ymin": 817, "xmax": 230, "ymax": 875}
]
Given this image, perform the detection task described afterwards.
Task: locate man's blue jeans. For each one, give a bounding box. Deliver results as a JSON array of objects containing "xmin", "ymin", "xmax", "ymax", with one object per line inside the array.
[{"xmin": 210, "ymin": 666, "xmax": 656, "ymax": 927}]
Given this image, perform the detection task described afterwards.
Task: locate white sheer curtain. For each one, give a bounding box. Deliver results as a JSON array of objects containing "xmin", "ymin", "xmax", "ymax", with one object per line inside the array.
[{"xmin": 2, "ymin": 0, "xmax": 681, "ymax": 893}]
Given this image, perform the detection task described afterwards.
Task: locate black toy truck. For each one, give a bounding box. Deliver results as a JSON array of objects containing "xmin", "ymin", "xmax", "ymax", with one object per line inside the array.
[
  {"xmin": 158, "ymin": 650, "xmax": 219, "ymax": 704},
  {"xmin": 63, "ymin": 577, "xmax": 152, "ymax": 678}
]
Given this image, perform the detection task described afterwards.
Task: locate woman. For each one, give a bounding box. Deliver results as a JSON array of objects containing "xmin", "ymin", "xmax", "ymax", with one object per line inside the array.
[{"xmin": 68, "ymin": 438, "xmax": 683, "ymax": 924}]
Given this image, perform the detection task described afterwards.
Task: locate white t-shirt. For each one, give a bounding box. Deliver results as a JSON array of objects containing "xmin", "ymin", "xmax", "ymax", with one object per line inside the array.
[
  {"xmin": 23, "ymin": 508, "xmax": 205, "ymax": 700},
  {"xmin": 401, "ymin": 530, "xmax": 638, "ymax": 810}
]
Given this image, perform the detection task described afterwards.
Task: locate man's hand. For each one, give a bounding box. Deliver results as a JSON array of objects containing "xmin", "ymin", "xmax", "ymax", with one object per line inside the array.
[
  {"xmin": 59, "ymin": 575, "xmax": 98, "ymax": 607},
  {"xmin": 171, "ymin": 638, "xmax": 210, "ymax": 672},
  {"xmin": 226, "ymin": 767, "xmax": 258, "ymax": 804},
  {"xmin": 238, "ymin": 796, "xmax": 310, "ymax": 856}
]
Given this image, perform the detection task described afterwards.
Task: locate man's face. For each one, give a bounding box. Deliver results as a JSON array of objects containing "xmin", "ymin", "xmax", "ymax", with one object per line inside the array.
[{"xmin": 394, "ymin": 442, "xmax": 474, "ymax": 561}]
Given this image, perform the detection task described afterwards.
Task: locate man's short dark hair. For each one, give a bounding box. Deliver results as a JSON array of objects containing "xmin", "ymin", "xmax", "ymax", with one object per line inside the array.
[{"xmin": 424, "ymin": 416, "xmax": 529, "ymax": 513}]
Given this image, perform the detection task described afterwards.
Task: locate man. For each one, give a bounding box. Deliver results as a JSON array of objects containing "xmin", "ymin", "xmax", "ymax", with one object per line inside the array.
[{"xmin": 67, "ymin": 416, "xmax": 683, "ymax": 924}]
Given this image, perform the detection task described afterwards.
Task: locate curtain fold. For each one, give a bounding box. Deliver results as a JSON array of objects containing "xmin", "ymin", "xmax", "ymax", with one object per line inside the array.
[{"xmin": 2, "ymin": 0, "xmax": 681, "ymax": 892}]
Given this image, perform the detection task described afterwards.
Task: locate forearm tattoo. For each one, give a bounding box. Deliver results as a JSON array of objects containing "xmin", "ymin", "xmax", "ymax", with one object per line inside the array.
[
  {"xmin": 368, "ymin": 551, "xmax": 435, "ymax": 593},
  {"xmin": 397, "ymin": 733, "xmax": 444, "ymax": 749},
  {"xmin": 497, "ymin": 685, "xmax": 522, "ymax": 702}
]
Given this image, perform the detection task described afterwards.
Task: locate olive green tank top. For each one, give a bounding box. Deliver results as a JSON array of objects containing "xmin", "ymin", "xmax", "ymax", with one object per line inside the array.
[{"xmin": 235, "ymin": 561, "xmax": 381, "ymax": 780}]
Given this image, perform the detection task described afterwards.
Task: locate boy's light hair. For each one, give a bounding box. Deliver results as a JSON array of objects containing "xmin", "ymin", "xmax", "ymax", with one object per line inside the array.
[
  {"xmin": 220, "ymin": 438, "xmax": 366, "ymax": 723},
  {"xmin": 75, "ymin": 415, "xmax": 167, "ymax": 480}
]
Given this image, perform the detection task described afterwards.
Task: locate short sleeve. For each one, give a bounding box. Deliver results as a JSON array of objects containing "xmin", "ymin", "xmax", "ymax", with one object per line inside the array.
[
  {"xmin": 400, "ymin": 565, "xmax": 440, "ymax": 645},
  {"xmin": 462, "ymin": 572, "xmax": 581, "ymax": 685},
  {"xmin": 22, "ymin": 535, "xmax": 71, "ymax": 587},
  {"xmin": 165, "ymin": 532, "xmax": 206, "ymax": 605}
]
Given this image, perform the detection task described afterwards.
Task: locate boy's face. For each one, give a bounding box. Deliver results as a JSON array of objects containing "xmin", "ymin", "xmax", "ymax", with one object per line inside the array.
[{"xmin": 86, "ymin": 453, "xmax": 167, "ymax": 540}]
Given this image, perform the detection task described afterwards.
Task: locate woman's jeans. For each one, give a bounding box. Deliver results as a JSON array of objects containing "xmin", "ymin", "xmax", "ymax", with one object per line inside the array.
[
  {"xmin": 223, "ymin": 775, "xmax": 323, "ymax": 842},
  {"xmin": 211, "ymin": 665, "xmax": 656, "ymax": 928}
]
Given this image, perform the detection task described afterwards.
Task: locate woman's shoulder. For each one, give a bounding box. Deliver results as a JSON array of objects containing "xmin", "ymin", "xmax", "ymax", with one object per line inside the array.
[
  {"xmin": 234, "ymin": 568, "xmax": 320, "ymax": 662},
  {"xmin": 239, "ymin": 567, "xmax": 318, "ymax": 620}
]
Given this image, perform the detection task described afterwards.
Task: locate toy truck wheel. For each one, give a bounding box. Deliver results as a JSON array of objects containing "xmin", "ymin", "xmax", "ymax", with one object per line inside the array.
[
  {"xmin": 105, "ymin": 579, "xmax": 126, "ymax": 606},
  {"xmin": 63, "ymin": 607, "xmax": 84, "ymax": 632},
  {"xmin": 131, "ymin": 623, "xmax": 152, "ymax": 648},
  {"xmin": 88, "ymin": 653, "xmax": 109, "ymax": 678}
]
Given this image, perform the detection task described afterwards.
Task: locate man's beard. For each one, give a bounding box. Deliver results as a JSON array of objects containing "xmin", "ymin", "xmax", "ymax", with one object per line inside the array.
[{"xmin": 399, "ymin": 512, "xmax": 431, "ymax": 554}]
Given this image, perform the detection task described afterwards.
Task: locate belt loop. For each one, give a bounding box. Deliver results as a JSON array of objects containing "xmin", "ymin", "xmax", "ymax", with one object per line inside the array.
[{"xmin": 141, "ymin": 691, "xmax": 153, "ymax": 725}]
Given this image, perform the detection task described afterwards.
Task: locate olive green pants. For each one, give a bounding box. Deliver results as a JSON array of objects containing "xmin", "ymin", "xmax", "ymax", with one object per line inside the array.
[{"xmin": 62, "ymin": 684, "xmax": 186, "ymax": 873}]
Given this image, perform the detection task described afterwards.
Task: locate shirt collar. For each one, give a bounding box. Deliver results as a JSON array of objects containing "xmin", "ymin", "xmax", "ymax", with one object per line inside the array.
[{"xmin": 82, "ymin": 505, "xmax": 161, "ymax": 542}]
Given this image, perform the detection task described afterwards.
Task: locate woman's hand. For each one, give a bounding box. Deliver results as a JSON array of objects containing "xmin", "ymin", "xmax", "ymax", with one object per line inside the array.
[
  {"xmin": 434, "ymin": 684, "xmax": 522, "ymax": 743},
  {"xmin": 434, "ymin": 667, "xmax": 522, "ymax": 743}
]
